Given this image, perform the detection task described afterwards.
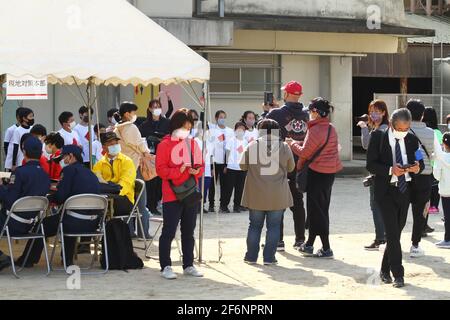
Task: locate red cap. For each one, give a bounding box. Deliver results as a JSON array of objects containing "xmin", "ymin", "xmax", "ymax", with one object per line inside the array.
[{"xmin": 281, "ymin": 81, "xmax": 303, "ymax": 96}]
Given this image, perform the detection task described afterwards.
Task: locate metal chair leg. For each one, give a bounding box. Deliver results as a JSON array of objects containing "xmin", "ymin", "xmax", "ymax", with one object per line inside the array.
[
  {"xmin": 6, "ymin": 228, "xmax": 19, "ymax": 279},
  {"xmin": 145, "ymin": 222, "xmax": 162, "ymax": 259},
  {"xmin": 49, "ymin": 224, "xmax": 62, "ymax": 270}
]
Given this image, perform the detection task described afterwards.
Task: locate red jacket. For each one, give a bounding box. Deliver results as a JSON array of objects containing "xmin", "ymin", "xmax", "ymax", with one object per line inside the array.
[
  {"xmin": 291, "ymin": 117, "xmax": 343, "ymax": 174},
  {"xmin": 48, "ymin": 150, "xmax": 62, "ymax": 180},
  {"xmin": 156, "ymin": 135, "xmax": 205, "ymax": 203}
]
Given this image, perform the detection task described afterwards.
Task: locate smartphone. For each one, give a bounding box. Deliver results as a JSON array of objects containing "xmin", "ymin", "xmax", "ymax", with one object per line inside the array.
[
  {"xmin": 264, "ymin": 92, "xmax": 273, "ymax": 106},
  {"xmin": 400, "ymin": 163, "xmax": 414, "ymax": 170}
]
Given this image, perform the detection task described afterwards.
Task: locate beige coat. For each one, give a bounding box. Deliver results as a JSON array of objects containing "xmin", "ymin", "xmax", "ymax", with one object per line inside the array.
[
  {"xmin": 114, "ymin": 121, "xmax": 150, "ymax": 169},
  {"xmin": 240, "ymin": 138, "xmax": 295, "ymax": 211}
]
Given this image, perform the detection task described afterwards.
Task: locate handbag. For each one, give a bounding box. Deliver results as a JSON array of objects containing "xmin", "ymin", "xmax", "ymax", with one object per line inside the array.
[
  {"xmin": 296, "ymin": 125, "xmax": 332, "ymax": 193},
  {"xmin": 116, "ymin": 126, "xmax": 157, "ymax": 181},
  {"xmin": 169, "ymin": 139, "xmax": 202, "ymax": 207}
]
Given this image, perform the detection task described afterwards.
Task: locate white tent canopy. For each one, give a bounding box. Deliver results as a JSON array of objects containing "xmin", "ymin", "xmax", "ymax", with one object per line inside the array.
[{"xmin": 0, "ymin": 0, "xmax": 210, "ymax": 86}]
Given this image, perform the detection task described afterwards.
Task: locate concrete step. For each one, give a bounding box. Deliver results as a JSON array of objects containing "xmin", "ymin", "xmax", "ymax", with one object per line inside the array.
[{"xmin": 337, "ymin": 160, "xmax": 368, "ymax": 177}]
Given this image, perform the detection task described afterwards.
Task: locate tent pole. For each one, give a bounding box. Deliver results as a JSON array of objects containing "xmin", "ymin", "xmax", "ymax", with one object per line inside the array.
[
  {"xmin": 198, "ymin": 81, "xmax": 207, "ymax": 263},
  {"xmin": 86, "ymin": 77, "xmax": 94, "ymax": 170},
  {"xmin": 0, "ymin": 74, "xmax": 5, "ymax": 171}
]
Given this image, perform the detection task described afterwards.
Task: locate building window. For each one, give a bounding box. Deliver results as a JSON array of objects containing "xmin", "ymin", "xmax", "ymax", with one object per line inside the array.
[{"xmin": 208, "ymin": 54, "xmax": 281, "ymax": 97}]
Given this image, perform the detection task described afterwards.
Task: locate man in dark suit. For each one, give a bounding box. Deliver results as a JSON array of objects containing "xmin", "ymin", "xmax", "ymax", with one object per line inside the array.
[{"xmin": 366, "ymin": 108, "xmax": 424, "ymax": 288}]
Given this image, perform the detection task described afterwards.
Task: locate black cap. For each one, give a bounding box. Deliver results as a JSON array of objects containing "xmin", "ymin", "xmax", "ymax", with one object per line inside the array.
[{"xmin": 100, "ymin": 132, "xmax": 121, "ymax": 145}]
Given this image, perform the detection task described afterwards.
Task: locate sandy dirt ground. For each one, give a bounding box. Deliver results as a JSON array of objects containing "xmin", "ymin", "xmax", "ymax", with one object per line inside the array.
[{"xmin": 1, "ymin": 177, "xmax": 450, "ymax": 300}]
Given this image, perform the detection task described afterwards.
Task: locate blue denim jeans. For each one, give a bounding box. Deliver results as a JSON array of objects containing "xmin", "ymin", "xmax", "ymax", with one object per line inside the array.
[
  {"xmin": 245, "ymin": 209, "xmax": 284, "ymax": 263},
  {"xmin": 369, "ymin": 184, "xmax": 385, "ymax": 241}
]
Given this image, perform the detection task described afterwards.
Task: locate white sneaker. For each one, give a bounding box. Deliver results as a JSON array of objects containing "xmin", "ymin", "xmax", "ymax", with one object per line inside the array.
[
  {"xmin": 410, "ymin": 245, "xmax": 425, "ymax": 258},
  {"xmin": 161, "ymin": 266, "xmax": 177, "ymax": 280},
  {"xmin": 183, "ymin": 266, "xmax": 204, "ymax": 277},
  {"xmin": 436, "ymin": 240, "xmax": 450, "ymax": 248}
]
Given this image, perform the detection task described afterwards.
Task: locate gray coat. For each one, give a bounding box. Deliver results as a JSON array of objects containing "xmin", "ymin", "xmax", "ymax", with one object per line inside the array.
[{"xmin": 239, "ymin": 138, "xmax": 295, "ymax": 211}]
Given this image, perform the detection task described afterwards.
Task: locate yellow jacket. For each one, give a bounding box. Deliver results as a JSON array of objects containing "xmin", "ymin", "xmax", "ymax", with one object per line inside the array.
[{"xmin": 93, "ymin": 152, "xmax": 136, "ymax": 204}]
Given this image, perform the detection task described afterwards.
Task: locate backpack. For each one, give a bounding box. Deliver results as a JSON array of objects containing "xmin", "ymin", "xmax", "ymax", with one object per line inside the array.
[{"xmin": 100, "ymin": 219, "xmax": 144, "ymax": 270}]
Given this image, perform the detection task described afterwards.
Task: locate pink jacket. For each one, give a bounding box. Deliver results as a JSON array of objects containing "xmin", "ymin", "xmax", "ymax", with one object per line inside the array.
[{"xmin": 291, "ymin": 117, "xmax": 343, "ymax": 174}]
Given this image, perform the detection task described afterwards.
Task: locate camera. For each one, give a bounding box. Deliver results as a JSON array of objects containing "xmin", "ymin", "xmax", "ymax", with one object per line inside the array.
[{"xmin": 363, "ymin": 175, "xmax": 374, "ymax": 187}]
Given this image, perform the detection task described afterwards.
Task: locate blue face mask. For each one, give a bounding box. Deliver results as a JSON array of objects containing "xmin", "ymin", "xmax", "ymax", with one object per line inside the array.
[
  {"xmin": 108, "ymin": 144, "xmax": 121, "ymax": 156},
  {"xmin": 217, "ymin": 118, "xmax": 226, "ymax": 127}
]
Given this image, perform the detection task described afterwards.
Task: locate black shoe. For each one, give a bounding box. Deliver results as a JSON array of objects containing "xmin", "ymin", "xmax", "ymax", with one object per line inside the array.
[
  {"xmin": 233, "ymin": 206, "xmax": 241, "ymax": 213},
  {"xmin": 203, "ymin": 206, "xmax": 209, "ymax": 214},
  {"xmin": 364, "ymin": 240, "xmax": 385, "ymax": 251},
  {"xmin": 380, "ymin": 272, "xmax": 393, "ymax": 284},
  {"xmin": 0, "ymin": 257, "xmax": 11, "ymax": 272},
  {"xmin": 293, "ymin": 241, "xmax": 304, "ymax": 249},
  {"xmin": 421, "ymin": 232, "xmax": 429, "ymax": 238},
  {"xmin": 393, "ymin": 277, "xmax": 405, "ymax": 288},
  {"xmin": 277, "ymin": 241, "xmax": 285, "ymax": 252},
  {"xmin": 208, "ymin": 206, "xmax": 215, "ymax": 212},
  {"xmin": 239, "ymin": 206, "xmax": 248, "ymax": 212},
  {"xmin": 152, "ymin": 209, "xmax": 162, "ymax": 216},
  {"xmin": 424, "ymin": 225, "xmax": 435, "ymax": 234},
  {"xmin": 219, "ymin": 207, "xmax": 230, "ymax": 214}
]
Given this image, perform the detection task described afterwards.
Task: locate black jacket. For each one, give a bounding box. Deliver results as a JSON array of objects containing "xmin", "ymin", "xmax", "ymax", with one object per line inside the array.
[
  {"xmin": 266, "ymin": 102, "xmax": 308, "ymax": 141},
  {"xmin": 366, "ymin": 129, "xmax": 424, "ymax": 202},
  {"xmin": 139, "ymin": 116, "xmax": 170, "ymax": 154}
]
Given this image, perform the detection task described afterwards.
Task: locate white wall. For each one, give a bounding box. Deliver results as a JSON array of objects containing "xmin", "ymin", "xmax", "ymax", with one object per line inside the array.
[
  {"xmin": 201, "ymin": 0, "xmax": 405, "ymax": 25},
  {"xmin": 281, "ymin": 55, "xmax": 320, "ymax": 105},
  {"xmin": 330, "ymin": 57, "xmax": 353, "ymax": 161},
  {"xmin": 136, "ymin": 0, "xmax": 193, "ymax": 17}
]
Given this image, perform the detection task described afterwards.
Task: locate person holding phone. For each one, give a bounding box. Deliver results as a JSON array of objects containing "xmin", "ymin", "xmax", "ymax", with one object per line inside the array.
[
  {"xmin": 357, "ymin": 100, "xmax": 389, "ymax": 251},
  {"xmin": 156, "ymin": 108, "xmax": 204, "ymax": 280},
  {"xmin": 261, "ymin": 93, "xmax": 279, "ymax": 119},
  {"xmin": 139, "ymin": 98, "xmax": 171, "ymax": 216},
  {"xmin": 366, "ymin": 108, "xmax": 424, "ymax": 288}
]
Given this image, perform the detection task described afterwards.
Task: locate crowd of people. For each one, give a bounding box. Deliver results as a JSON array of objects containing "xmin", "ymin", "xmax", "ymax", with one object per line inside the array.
[{"xmin": 1, "ymin": 80, "xmax": 450, "ymax": 288}]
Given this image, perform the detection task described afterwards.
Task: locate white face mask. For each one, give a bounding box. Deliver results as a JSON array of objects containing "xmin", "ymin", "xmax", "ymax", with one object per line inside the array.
[
  {"xmin": 69, "ymin": 121, "xmax": 76, "ymax": 130},
  {"xmin": 447, "ymin": 124, "xmax": 450, "ymax": 130},
  {"xmin": 111, "ymin": 117, "xmax": 117, "ymax": 125},
  {"xmin": 152, "ymin": 108, "xmax": 162, "ymax": 117},
  {"xmin": 130, "ymin": 115, "xmax": 137, "ymax": 123},
  {"xmin": 393, "ymin": 129, "xmax": 408, "ymax": 140},
  {"xmin": 173, "ymin": 128, "xmax": 190, "ymax": 140},
  {"xmin": 45, "ymin": 145, "xmax": 53, "ymax": 155}
]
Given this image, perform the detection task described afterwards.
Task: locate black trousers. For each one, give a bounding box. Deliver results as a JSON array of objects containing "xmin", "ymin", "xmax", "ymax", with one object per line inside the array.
[
  {"xmin": 17, "ymin": 213, "xmax": 100, "ymax": 267},
  {"xmin": 159, "ymin": 201, "xmax": 197, "ymax": 271},
  {"xmin": 114, "ymin": 196, "xmax": 134, "ymax": 216},
  {"xmin": 289, "ymin": 178, "xmax": 306, "ymax": 242},
  {"xmin": 379, "ymin": 185, "xmax": 410, "ymax": 278},
  {"xmin": 222, "ymin": 169, "xmax": 246, "ymax": 208},
  {"xmin": 279, "ymin": 177, "xmax": 306, "ymax": 243},
  {"xmin": 411, "ymin": 175, "xmax": 432, "ymax": 246},
  {"xmin": 306, "ymin": 169, "xmax": 335, "ymax": 237},
  {"xmin": 208, "ymin": 163, "xmax": 227, "ymax": 208},
  {"xmin": 442, "ymin": 197, "xmax": 450, "ymax": 241},
  {"xmin": 430, "ymin": 175, "xmax": 440, "ymax": 208},
  {"xmin": 145, "ymin": 176, "xmax": 162, "ymax": 212}
]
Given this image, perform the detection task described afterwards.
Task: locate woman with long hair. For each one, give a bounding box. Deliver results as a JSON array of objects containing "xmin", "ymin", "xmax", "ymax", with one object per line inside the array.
[{"xmin": 357, "ymin": 100, "xmax": 389, "ymax": 250}]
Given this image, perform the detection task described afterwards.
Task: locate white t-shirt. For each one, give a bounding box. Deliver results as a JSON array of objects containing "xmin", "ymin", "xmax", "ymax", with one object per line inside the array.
[
  {"xmin": 225, "ymin": 136, "xmax": 248, "ymax": 171},
  {"xmin": 58, "ymin": 128, "xmax": 81, "ymax": 147},
  {"xmin": 92, "ymin": 140, "xmax": 103, "ymax": 165},
  {"xmin": 244, "ymin": 129, "xmax": 259, "ymax": 144},
  {"xmin": 7, "ymin": 126, "xmax": 31, "ymax": 168},
  {"xmin": 195, "ymin": 136, "xmax": 214, "ymax": 177},
  {"xmin": 73, "ymin": 124, "xmax": 95, "ymax": 162},
  {"xmin": 4, "ymin": 124, "xmax": 18, "ymax": 169},
  {"xmin": 210, "ymin": 126, "xmax": 234, "ymax": 165}
]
